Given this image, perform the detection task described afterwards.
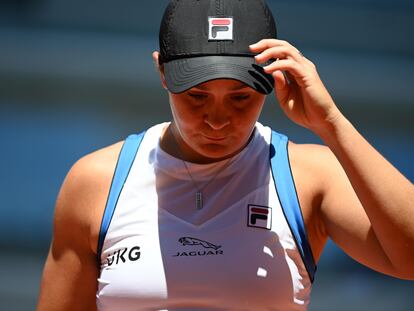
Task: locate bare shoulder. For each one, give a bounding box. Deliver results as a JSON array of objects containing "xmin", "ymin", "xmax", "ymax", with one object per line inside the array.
[
  {"xmin": 55, "ymin": 140, "xmax": 125, "ymax": 253},
  {"xmin": 37, "ymin": 141, "xmax": 124, "ymax": 310},
  {"xmin": 288, "ymin": 141, "xmax": 348, "ymax": 193},
  {"xmin": 288, "ymin": 141, "xmax": 339, "ymax": 178},
  {"xmin": 68, "ymin": 140, "xmax": 124, "ymax": 185},
  {"xmin": 288, "ymin": 141, "xmax": 334, "ymax": 164}
]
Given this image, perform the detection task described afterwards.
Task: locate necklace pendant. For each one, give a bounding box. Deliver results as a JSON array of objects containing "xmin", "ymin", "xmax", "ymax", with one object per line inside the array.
[{"xmin": 196, "ymin": 191, "xmax": 203, "ymax": 210}]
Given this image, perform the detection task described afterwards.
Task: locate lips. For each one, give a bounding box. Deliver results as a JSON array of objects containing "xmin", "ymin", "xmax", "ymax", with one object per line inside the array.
[{"xmin": 203, "ymin": 135, "xmax": 227, "ymax": 142}]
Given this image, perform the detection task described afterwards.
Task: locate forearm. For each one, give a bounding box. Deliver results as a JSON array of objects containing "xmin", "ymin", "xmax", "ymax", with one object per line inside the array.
[
  {"xmin": 252, "ymin": 37, "xmax": 414, "ymax": 276},
  {"xmin": 317, "ymin": 110, "xmax": 414, "ymax": 275}
]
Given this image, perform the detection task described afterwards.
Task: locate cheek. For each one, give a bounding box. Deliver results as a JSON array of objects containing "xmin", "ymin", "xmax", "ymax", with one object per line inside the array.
[
  {"xmin": 169, "ymin": 99, "xmax": 204, "ymax": 133},
  {"xmin": 233, "ymin": 101, "xmax": 264, "ymax": 127}
]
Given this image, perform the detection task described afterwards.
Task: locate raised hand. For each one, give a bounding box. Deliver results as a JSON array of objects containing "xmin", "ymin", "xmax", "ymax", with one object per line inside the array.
[{"xmin": 250, "ymin": 39, "xmax": 341, "ymax": 135}]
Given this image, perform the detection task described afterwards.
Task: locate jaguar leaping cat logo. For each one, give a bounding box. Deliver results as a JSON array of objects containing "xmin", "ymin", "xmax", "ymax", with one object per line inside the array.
[{"xmin": 178, "ymin": 237, "xmax": 221, "ymax": 250}]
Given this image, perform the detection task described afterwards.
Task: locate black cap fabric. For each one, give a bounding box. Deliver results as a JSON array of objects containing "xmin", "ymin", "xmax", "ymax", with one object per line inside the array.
[{"xmin": 159, "ymin": 0, "xmax": 277, "ymax": 94}]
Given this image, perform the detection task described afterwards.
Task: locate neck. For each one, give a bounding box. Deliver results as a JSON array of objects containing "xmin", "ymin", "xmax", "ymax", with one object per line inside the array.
[{"xmin": 160, "ymin": 122, "xmax": 253, "ymax": 164}]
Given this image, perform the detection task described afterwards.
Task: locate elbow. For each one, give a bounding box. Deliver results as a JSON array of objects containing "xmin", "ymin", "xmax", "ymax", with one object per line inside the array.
[
  {"xmin": 390, "ymin": 251, "xmax": 414, "ymax": 280},
  {"xmin": 393, "ymin": 269, "xmax": 414, "ymax": 281},
  {"xmin": 394, "ymin": 264, "xmax": 414, "ymax": 281}
]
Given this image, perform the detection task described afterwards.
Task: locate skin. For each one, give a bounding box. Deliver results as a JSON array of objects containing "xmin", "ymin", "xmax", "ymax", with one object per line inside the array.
[
  {"xmin": 37, "ymin": 39, "xmax": 414, "ymax": 310},
  {"xmin": 162, "ymin": 79, "xmax": 266, "ymax": 164}
]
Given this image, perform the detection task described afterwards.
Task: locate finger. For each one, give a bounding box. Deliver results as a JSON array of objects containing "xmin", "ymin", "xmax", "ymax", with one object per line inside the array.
[
  {"xmin": 249, "ymin": 39, "xmax": 298, "ymax": 53},
  {"xmin": 255, "ymin": 46, "xmax": 305, "ymax": 64},
  {"xmin": 249, "ymin": 38, "xmax": 280, "ymax": 52},
  {"xmin": 273, "ymin": 70, "xmax": 289, "ymax": 96},
  {"xmin": 263, "ymin": 59, "xmax": 307, "ymax": 82},
  {"xmin": 272, "ymin": 70, "xmax": 295, "ymax": 113}
]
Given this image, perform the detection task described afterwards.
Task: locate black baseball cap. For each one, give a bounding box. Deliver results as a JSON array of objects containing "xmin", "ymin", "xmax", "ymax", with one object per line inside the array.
[{"xmin": 158, "ymin": 0, "xmax": 277, "ymax": 94}]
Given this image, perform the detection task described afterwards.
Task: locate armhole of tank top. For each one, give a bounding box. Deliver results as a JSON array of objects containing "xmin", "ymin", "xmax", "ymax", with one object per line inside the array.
[
  {"xmin": 269, "ymin": 130, "xmax": 317, "ymax": 283},
  {"xmin": 96, "ymin": 131, "xmax": 146, "ymax": 262}
]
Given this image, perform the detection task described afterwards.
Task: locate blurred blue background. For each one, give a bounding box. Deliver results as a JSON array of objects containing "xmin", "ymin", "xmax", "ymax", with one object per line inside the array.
[{"xmin": 0, "ymin": 0, "xmax": 413, "ymax": 310}]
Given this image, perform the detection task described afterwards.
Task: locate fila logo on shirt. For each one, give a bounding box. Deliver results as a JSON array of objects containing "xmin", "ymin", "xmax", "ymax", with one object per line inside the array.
[
  {"xmin": 208, "ymin": 17, "xmax": 233, "ymax": 40},
  {"xmin": 248, "ymin": 205, "xmax": 272, "ymax": 230}
]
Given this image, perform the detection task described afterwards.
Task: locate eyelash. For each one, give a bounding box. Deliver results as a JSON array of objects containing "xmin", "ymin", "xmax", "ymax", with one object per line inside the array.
[
  {"xmin": 186, "ymin": 93, "xmax": 251, "ymax": 106},
  {"xmin": 232, "ymin": 95, "xmax": 250, "ymax": 101},
  {"xmin": 187, "ymin": 92, "xmax": 207, "ymax": 100}
]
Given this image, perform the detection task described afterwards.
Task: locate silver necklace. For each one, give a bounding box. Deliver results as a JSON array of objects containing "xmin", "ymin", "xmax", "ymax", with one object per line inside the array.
[{"xmin": 169, "ymin": 125, "xmax": 233, "ymax": 210}]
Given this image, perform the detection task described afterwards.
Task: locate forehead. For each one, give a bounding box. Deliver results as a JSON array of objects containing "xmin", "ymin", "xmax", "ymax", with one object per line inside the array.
[{"xmin": 191, "ymin": 79, "xmax": 252, "ymax": 92}]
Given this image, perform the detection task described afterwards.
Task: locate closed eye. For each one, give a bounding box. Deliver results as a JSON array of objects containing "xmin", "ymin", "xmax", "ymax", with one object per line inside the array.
[
  {"xmin": 230, "ymin": 94, "xmax": 251, "ymax": 109},
  {"xmin": 232, "ymin": 94, "xmax": 250, "ymax": 101},
  {"xmin": 187, "ymin": 92, "xmax": 208, "ymax": 100}
]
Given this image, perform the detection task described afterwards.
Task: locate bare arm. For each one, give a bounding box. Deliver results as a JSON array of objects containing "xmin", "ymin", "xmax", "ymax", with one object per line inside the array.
[
  {"xmin": 37, "ymin": 143, "xmax": 121, "ymax": 310},
  {"xmin": 251, "ymin": 39, "xmax": 414, "ymax": 279},
  {"xmin": 318, "ymin": 113, "xmax": 414, "ymax": 278}
]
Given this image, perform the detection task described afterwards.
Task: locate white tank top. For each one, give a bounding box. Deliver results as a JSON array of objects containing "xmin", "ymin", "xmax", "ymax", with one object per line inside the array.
[{"xmin": 96, "ymin": 122, "xmax": 316, "ymax": 311}]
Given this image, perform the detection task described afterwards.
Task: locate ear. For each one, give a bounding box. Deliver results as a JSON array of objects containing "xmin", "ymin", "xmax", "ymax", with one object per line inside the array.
[{"xmin": 152, "ymin": 51, "xmax": 168, "ymax": 90}]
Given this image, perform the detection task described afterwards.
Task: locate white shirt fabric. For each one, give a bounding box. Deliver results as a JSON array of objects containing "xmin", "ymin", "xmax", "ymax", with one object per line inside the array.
[{"xmin": 96, "ymin": 122, "xmax": 312, "ymax": 311}]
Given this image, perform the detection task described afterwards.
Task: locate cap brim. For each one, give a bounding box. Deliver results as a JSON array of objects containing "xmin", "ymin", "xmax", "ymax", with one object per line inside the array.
[{"xmin": 163, "ymin": 56, "xmax": 274, "ymax": 95}]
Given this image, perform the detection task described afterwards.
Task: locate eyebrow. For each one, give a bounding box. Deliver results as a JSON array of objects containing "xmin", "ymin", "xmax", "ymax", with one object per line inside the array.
[{"xmin": 192, "ymin": 83, "xmax": 250, "ymax": 92}]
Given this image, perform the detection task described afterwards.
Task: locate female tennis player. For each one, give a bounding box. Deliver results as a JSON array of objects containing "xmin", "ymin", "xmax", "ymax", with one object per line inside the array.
[{"xmin": 37, "ymin": 0, "xmax": 414, "ymax": 310}]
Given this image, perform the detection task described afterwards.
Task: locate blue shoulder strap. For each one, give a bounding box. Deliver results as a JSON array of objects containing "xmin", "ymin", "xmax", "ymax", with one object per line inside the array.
[
  {"xmin": 97, "ymin": 132, "xmax": 146, "ymax": 260},
  {"xmin": 269, "ymin": 130, "xmax": 317, "ymax": 282}
]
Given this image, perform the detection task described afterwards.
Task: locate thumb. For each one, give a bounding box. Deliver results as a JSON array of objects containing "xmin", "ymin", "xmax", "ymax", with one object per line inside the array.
[{"xmin": 273, "ymin": 70, "xmax": 290, "ymax": 106}]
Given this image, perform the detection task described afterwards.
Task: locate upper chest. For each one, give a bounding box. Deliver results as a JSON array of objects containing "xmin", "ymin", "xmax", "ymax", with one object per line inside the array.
[{"xmin": 97, "ymin": 176, "xmax": 309, "ymax": 310}]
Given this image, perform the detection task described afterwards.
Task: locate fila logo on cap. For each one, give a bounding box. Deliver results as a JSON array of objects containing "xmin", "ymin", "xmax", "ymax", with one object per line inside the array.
[
  {"xmin": 208, "ymin": 17, "xmax": 234, "ymax": 41},
  {"xmin": 247, "ymin": 205, "xmax": 272, "ymax": 230}
]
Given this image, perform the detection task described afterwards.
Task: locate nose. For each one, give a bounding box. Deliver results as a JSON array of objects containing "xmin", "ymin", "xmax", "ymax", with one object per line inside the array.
[{"xmin": 204, "ymin": 103, "xmax": 230, "ymax": 130}]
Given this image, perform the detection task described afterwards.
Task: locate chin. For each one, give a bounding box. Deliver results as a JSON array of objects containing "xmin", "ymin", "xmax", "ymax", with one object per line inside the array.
[{"xmin": 196, "ymin": 144, "xmax": 238, "ymax": 161}]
